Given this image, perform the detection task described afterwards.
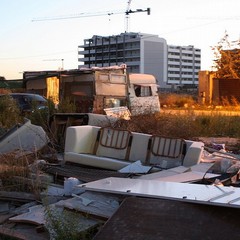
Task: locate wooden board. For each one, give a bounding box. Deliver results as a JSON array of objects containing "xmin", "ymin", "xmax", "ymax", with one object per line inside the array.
[{"xmin": 93, "ymin": 197, "xmax": 240, "ymax": 240}]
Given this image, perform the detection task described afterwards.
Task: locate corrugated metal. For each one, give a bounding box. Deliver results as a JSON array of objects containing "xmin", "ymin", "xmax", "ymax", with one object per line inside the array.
[{"xmin": 218, "ymin": 78, "xmax": 240, "ymax": 101}]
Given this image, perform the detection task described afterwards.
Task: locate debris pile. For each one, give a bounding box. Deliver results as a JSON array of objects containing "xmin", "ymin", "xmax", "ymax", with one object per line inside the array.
[{"xmin": 1, "ymin": 121, "xmax": 240, "ymax": 239}]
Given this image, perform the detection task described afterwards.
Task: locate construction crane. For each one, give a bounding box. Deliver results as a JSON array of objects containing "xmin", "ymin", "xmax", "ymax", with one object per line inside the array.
[
  {"xmin": 32, "ymin": 6, "xmax": 150, "ymax": 32},
  {"xmin": 125, "ymin": 0, "xmax": 132, "ymax": 32}
]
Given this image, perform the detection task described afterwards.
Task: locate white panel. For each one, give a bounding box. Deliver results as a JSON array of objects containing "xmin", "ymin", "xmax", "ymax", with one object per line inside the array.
[{"xmin": 79, "ymin": 177, "xmax": 240, "ymax": 208}]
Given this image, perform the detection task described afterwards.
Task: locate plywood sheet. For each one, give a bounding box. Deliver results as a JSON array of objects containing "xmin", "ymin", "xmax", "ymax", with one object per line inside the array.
[{"xmin": 93, "ymin": 197, "xmax": 240, "ymax": 240}]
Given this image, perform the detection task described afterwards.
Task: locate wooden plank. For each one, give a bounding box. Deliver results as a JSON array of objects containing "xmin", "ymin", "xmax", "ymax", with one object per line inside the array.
[
  {"xmin": 0, "ymin": 225, "xmax": 49, "ymax": 240},
  {"xmin": 0, "ymin": 191, "xmax": 36, "ymax": 202},
  {"xmin": 43, "ymin": 163, "xmax": 129, "ymax": 183}
]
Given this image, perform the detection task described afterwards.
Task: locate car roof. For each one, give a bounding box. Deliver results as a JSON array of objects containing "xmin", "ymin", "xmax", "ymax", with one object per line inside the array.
[{"xmin": 0, "ymin": 93, "xmax": 47, "ymax": 101}]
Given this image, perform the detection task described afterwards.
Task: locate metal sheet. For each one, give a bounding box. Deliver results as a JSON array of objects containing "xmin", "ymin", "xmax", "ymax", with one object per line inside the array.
[
  {"xmin": 138, "ymin": 163, "xmax": 215, "ymax": 180},
  {"xmin": 93, "ymin": 197, "xmax": 240, "ymax": 240},
  {"xmin": 142, "ymin": 171, "xmax": 220, "ymax": 183},
  {"xmin": 79, "ymin": 177, "xmax": 240, "ymax": 208},
  {"xmin": 118, "ymin": 160, "xmax": 152, "ymax": 174}
]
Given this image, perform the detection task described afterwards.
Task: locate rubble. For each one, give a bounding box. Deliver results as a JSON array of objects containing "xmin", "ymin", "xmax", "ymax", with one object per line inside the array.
[{"xmin": 1, "ymin": 122, "xmax": 240, "ymax": 239}]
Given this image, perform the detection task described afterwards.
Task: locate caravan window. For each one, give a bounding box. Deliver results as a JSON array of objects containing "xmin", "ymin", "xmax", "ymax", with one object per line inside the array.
[
  {"xmin": 110, "ymin": 74, "xmax": 126, "ymax": 84},
  {"xmin": 98, "ymin": 74, "xmax": 126, "ymax": 84},
  {"xmin": 104, "ymin": 98, "xmax": 127, "ymax": 108},
  {"xmin": 134, "ymin": 85, "xmax": 152, "ymax": 97}
]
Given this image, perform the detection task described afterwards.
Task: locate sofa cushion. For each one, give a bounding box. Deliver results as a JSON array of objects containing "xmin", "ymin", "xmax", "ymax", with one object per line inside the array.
[
  {"xmin": 65, "ymin": 152, "xmax": 130, "ymax": 170},
  {"xmin": 94, "ymin": 127, "xmax": 133, "ymax": 161},
  {"xmin": 146, "ymin": 136, "xmax": 186, "ymax": 169}
]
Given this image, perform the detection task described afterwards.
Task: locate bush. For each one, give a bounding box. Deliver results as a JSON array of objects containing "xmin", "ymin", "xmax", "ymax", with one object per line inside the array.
[
  {"xmin": 117, "ymin": 111, "xmax": 240, "ymax": 139},
  {"xmin": 57, "ymin": 97, "xmax": 77, "ymax": 113},
  {"xmin": 27, "ymin": 98, "xmax": 56, "ymax": 131},
  {"xmin": 0, "ymin": 95, "xmax": 23, "ymax": 129}
]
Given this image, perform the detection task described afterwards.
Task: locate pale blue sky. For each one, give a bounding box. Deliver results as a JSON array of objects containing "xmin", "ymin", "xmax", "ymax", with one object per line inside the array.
[{"xmin": 1, "ymin": 0, "xmax": 240, "ymax": 79}]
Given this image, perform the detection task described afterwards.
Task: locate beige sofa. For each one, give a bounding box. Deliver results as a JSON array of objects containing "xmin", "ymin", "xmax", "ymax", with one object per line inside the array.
[{"xmin": 64, "ymin": 125, "xmax": 204, "ymax": 171}]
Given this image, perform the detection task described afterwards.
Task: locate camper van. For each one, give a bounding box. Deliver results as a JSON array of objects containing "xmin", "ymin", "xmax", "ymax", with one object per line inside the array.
[
  {"xmin": 75, "ymin": 65, "xmax": 161, "ymax": 117},
  {"xmin": 24, "ymin": 65, "xmax": 160, "ymax": 117},
  {"xmin": 24, "ymin": 65, "xmax": 160, "ymax": 145}
]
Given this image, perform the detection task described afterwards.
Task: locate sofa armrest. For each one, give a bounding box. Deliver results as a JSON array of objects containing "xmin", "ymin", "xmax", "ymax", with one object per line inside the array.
[
  {"xmin": 64, "ymin": 126, "xmax": 100, "ymax": 153},
  {"xmin": 183, "ymin": 141, "xmax": 204, "ymax": 167}
]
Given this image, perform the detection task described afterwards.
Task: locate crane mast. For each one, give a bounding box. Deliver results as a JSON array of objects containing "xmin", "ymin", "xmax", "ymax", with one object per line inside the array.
[{"xmin": 125, "ymin": 0, "xmax": 132, "ymax": 32}]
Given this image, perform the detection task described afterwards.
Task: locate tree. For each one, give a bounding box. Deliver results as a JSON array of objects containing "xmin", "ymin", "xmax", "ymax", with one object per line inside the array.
[{"xmin": 212, "ymin": 31, "xmax": 240, "ymax": 79}]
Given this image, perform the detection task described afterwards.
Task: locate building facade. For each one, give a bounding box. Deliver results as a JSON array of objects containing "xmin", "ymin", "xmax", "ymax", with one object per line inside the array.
[
  {"xmin": 78, "ymin": 32, "xmax": 201, "ymax": 89},
  {"xmin": 167, "ymin": 45, "xmax": 201, "ymax": 87}
]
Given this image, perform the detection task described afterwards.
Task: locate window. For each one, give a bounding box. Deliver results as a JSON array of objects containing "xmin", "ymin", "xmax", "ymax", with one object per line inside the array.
[
  {"xmin": 104, "ymin": 98, "xmax": 126, "ymax": 108},
  {"xmin": 134, "ymin": 85, "xmax": 152, "ymax": 97},
  {"xmin": 99, "ymin": 74, "xmax": 109, "ymax": 82},
  {"xmin": 110, "ymin": 74, "xmax": 126, "ymax": 84}
]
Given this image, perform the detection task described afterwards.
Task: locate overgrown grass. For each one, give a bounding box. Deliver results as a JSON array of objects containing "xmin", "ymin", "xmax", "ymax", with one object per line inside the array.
[
  {"xmin": 0, "ymin": 152, "xmax": 33, "ymax": 192},
  {"xmin": 159, "ymin": 92, "xmax": 196, "ymax": 108},
  {"xmin": 117, "ymin": 112, "xmax": 240, "ymax": 139},
  {"xmin": 0, "ymin": 95, "xmax": 23, "ymax": 130}
]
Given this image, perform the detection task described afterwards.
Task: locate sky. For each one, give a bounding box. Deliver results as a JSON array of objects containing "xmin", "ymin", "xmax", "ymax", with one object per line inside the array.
[{"xmin": 0, "ymin": 0, "xmax": 240, "ymax": 80}]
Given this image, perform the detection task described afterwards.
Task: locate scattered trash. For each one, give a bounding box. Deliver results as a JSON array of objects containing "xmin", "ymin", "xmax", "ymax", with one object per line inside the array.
[
  {"xmin": 1, "ymin": 124, "xmax": 240, "ymax": 239},
  {"xmin": 63, "ymin": 177, "xmax": 81, "ymax": 196}
]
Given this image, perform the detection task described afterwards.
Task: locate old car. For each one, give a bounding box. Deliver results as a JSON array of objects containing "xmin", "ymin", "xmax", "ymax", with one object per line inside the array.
[{"xmin": 0, "ymin": 93, "xmax": 48, "ymax": 114}]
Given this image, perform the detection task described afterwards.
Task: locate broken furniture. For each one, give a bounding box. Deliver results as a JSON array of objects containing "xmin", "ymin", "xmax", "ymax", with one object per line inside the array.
[
  {"xmin": 0, "ymin": 119, "xmax": 49, "ymax": 154},
  {"xmin": 64, "ymin": 125, "xmax": 204, "ymax": 170},
  {"xmin": 49, "ymin": 113, "xmax": 117, "ymax": 147}
]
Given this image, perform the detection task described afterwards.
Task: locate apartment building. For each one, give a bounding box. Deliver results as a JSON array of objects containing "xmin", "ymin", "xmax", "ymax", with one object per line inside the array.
[
  {"xmin": 78, "ymin": 32, "xmax": 201, "ymax": 89},
  {"xmin": 167, "ymin": 45, "xmax": 201, "ymax": 87}
]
